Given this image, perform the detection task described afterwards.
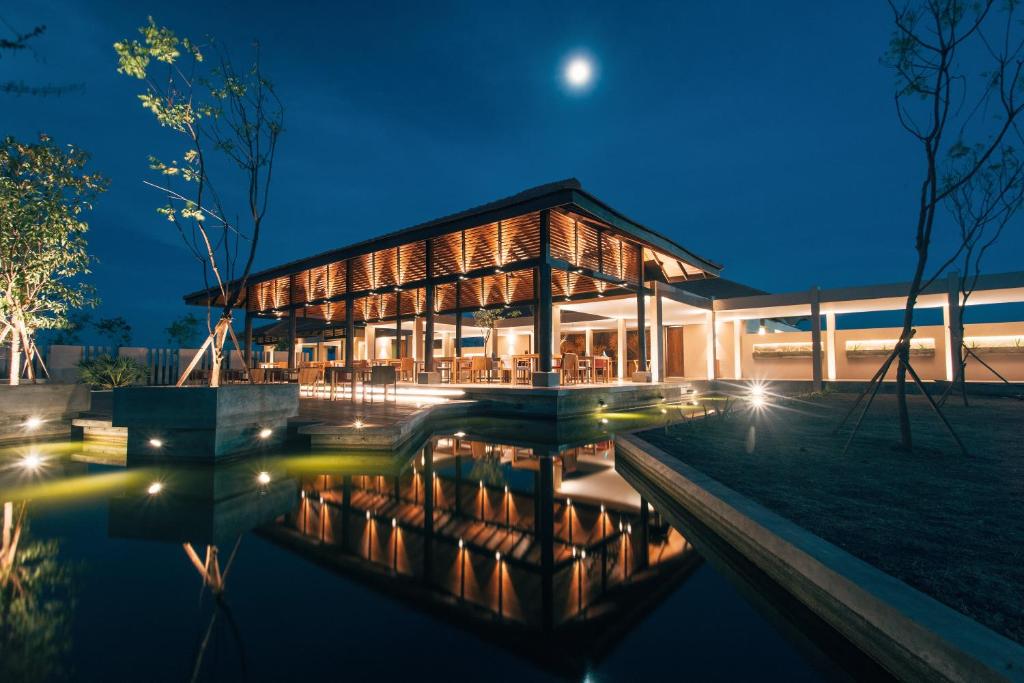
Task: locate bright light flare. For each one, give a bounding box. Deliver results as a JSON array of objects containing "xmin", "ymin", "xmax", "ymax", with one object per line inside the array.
[
  {"xmin": 20, "ymin": 453, "xmax": 42, "ymax": 470},
  {"xmin": 257, "ymin": 471, "xmax": 271, "ymax": 485},
  {"xmin": 147, "ymin": 481, "xmax": 163, "ymax": 495},
  {"xmin": 258, "ymin": 428, "xmax": 273, "ymax": 439},
  {"xmin": 24, "ymin": 416, "xmax": 43, "ymax": 431},
  {"xmin": 148, "ymin": 438, "xmax": 163, "ymax": 449}
]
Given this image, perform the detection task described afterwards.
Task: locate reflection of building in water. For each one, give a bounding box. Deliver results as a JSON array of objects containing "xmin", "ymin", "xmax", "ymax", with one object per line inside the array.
[{"xmin": 268, "ymin": 436, "xmax": 698, "ymax": 641}]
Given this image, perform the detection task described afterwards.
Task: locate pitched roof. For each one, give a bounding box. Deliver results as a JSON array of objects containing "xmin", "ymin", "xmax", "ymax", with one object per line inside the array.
[{"xmin": 184, "ymin": 179, "xmax": 721, "ymax": 304}]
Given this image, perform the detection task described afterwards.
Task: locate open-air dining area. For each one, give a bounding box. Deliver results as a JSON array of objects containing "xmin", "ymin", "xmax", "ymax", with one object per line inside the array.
[{"xmin": 186, "ymin": 180, "xmax": 723, "ymax": 404}]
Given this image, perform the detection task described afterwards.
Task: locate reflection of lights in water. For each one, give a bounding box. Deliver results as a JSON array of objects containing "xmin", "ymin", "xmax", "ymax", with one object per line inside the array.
[
  {"xmin": 21, "ymin": 453, "xmax": 42, "ymax": 470},
  {"xmin": 147, "ymin": 482, "xmax": 163, "ymax": 495},
  {"xmin": 745, "ymin": 425, "xmax": 757, "ymax": 453},
  {"xmin": 600, "ymin": 417, "xmax": 608, "ymax": 425},
  {"xmin": 257, "ymin": 471, "xmax": 271, "ymax": 485}
]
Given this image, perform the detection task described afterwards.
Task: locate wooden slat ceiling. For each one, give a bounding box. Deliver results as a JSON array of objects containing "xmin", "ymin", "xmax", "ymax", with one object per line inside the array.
[{"xmin": 245, "ymin": 207, "xmax": 708, "ymax": 318}]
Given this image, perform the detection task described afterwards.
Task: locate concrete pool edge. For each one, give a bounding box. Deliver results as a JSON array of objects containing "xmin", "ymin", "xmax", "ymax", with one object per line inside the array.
[{"xmin": 615, "ymin": 434, "xmax": 1024, "ymax": 683}]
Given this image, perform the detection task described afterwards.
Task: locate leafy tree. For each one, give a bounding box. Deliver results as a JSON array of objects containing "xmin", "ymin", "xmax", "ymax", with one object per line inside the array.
[
  {"xmin": 165, "ymin": 312, "xmax": 201, "ymax": 347},
  {"xmin": 114, "ymin": 19, "xmax": 283, "ymax": 387},
  {"xmin": 0, "ymin": 501, "xmax": 73, "ymax": 683},
  {"xmin": 93, "ymin": 316, "xmax": 132, "ymax": 348},
  {"xmin": 472, "ymin": 308, "xmax": 522, "ymax": 358},
  {"xmin": 0, "ymin": 134, "xmax": 105, "ymax": 385}
]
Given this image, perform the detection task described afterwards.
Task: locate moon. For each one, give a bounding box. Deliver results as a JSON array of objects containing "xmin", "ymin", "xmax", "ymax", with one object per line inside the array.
[{"xmin": 564, "ymin": 55, "xmax": 594, "ymax": 89}]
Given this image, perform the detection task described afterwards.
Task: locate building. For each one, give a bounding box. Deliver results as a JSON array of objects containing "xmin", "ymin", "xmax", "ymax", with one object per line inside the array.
[{"xmin": 185, "ymin": 179, "xmax": 1024, "ymax": 389}]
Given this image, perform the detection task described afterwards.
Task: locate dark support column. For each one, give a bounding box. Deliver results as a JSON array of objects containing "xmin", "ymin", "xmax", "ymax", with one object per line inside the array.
[
  {"xmin": 395, "ymin": 291, "xmax": 402, "ymax": 358},
  {"xmin": 538, "ymin": 455, "xmax": 555, "ymax": 632},
  {"xmin": 537, "ymin": 208, "xmax": 553, "ymax": 375},
  {"xmin": 243, "ymin": 311, "xmax": 253, "ymax": 368},
  {"xmin": 455, "ymin": 315, "xmax": 463, "ymax": 357},
  {"xmin": 538, "ymin": 263, "xmax": 553, "ymax": 372},
  {"xmin": 425, "ymin": 241, "xmax": 435, "ymax": 373},
  {"xmin": 345, "ymin": 260, "xmax": 354, "ymax": 367},
  {"xmin": 344, "ymin": 296, "xmax": 354, "ymax": 368},
  {"xmin": 423, "ymin": 439, "xmax": 434, "ymax": 583},
  {"xmin": 810, "ymin": 286, "xmax": 823, "ymax": 392},
  {"xmin": 287, "ymin": 307, "xmax": 297, "ymax": 370}
]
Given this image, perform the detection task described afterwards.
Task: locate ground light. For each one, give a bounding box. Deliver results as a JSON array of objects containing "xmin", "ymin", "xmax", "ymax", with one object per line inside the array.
[
  {"xmin": 749, "ymin": 382, "xmax": 768, "ymax": 409},
  {"xmin": 24, "ymin": 416, "xmax": 42, "ymax": 431},
  {"xmin": 258, "ymin": 428, "xmax": 273, "ymax": 439},
  {"xmin": 147, "ymin": 482, "xmax": 163, "ymax": 495},
  {"xmin": 354, "ymin": 419, "xmax": 364, "ymax": 429},
  {"xmin": 149, "ymin": 438, "xmax": 163, "ymax": 448},
  {"xmin": 20, "ymin": 453, "xmax": 42, "ymax": 470},
  {"xmin": 257, "ymin": 471, "xmax": 271, "ymax": 485}
]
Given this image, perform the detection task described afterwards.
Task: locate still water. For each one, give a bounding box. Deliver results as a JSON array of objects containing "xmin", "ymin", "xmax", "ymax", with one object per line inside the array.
[{"xmin": 1, "ymin": 417, "xmax": 885, "ymax": 682}]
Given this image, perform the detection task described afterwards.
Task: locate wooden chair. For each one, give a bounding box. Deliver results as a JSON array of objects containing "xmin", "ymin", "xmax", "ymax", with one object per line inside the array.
[
  {"xmin": 367, "ymin": 365, "xmax": 397, "ymax": 402},
  {"xmin": 561, "ymin": 352, "xmax": 579, "ymax": 384},
  {"xmin": 399, "ymin": 357, "xmax": 415, "ymax": 382},
  {"xmin": 514, "ymin": 356, "xmax": 532, "ymax": 385},
  {"xmin": 250, "ymin": 367, "xmax": 266, "ymax": 384},
  {"xmin": 593, "ymin": 356, "xmax": 610, "ymax": 383},
  {"xmin": 470, "ymin": 356, "xmax": 489, "ymax": 383},
  {"xmin": 298, "ymin": 367, "xmax": 324, "ymax": 397}
]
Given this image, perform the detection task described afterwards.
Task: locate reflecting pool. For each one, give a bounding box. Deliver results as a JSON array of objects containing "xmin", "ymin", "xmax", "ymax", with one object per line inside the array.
[{"xmin": 0, "ymin": 419, "xmax": 889, "ymax": 682}]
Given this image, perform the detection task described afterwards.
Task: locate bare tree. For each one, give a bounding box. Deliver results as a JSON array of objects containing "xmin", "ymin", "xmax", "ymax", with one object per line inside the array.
[
  {"xmin": 115, "ymin": 20, "xmax": 283, "ymax": 387},
  {"xmin": 840, "ymin": 1, "xmax": 1024, "ymax": 453},
  {"xmin": 940, "ymin": 147, "xmax": 1024, "ymax": 404}
]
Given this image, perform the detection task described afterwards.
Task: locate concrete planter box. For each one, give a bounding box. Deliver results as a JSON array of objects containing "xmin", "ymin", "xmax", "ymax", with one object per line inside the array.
[
  {"xmin": 112, "ymin": 384, "xmax": 299, "ymax": 462},
  {"xmin": 0, "ymin": 383, "xmax": 90, "ymax": 443}
]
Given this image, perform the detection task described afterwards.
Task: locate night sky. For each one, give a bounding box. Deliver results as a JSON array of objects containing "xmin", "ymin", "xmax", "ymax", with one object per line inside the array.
[{"xmin": 4, "ymin": 1, "xmax": 1022, "ymax": 344}]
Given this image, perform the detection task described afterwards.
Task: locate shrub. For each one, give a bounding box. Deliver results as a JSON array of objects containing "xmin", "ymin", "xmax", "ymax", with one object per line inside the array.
[{"xmin": 78, "ymin": 355, "xmax": 147, "ymax": 389}]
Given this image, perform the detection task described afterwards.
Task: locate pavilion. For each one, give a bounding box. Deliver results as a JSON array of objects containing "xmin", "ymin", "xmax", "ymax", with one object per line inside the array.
[{"xmin": 185, "ymin": 178, "xmax": 729, "ymax": 386}]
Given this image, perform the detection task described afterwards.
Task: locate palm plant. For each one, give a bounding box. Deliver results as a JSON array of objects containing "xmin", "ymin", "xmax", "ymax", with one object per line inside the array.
[{"xmin": 77, "ymin": 354, "xmax": 146, "ymax": 389}]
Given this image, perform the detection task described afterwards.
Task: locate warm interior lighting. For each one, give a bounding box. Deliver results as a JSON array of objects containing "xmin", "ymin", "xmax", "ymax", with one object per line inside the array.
[
  {"xmin": 454, "ymin": 431, "xmax": 466, "ymax": 438},
  {"xmin": 458, "ymin": 538, "xmax": 464, "ymax": 549},
  {"xmin": 495, "ymin": 551, "xmax": 501, "ymax": 561},
  {"xmin": 147, "ymin": 482, "xmax": 163, "ymax": 495},
  {"xmin": 148, "ymin": 438, "xmax": 163, "ymax": 448},
  {"xmin": 257, "ymin": 471, "xmax": 271, "ymax": 485},
  {"xmin": 24, "ymin": 416, "xmax": 42, "ymax": 431},
  {"xmin": 259, "ymin": 428, "xmax": 273, "ymax": 439},
  {"xmin": 366, "ymin": 509, "xmax": 371, "ymax": 520},
  {"xmin": 392, "ymin": 517, "xmax": 397, "ymax": 528},
  {"xmin": 845, "ymin": 338, "xmax": 936, "ymax": 352}
]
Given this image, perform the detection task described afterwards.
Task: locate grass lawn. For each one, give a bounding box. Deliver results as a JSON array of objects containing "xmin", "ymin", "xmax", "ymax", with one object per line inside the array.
[{"xmin": 639, "ymin": 391, "xmax": 1024, "ymax": 645}]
